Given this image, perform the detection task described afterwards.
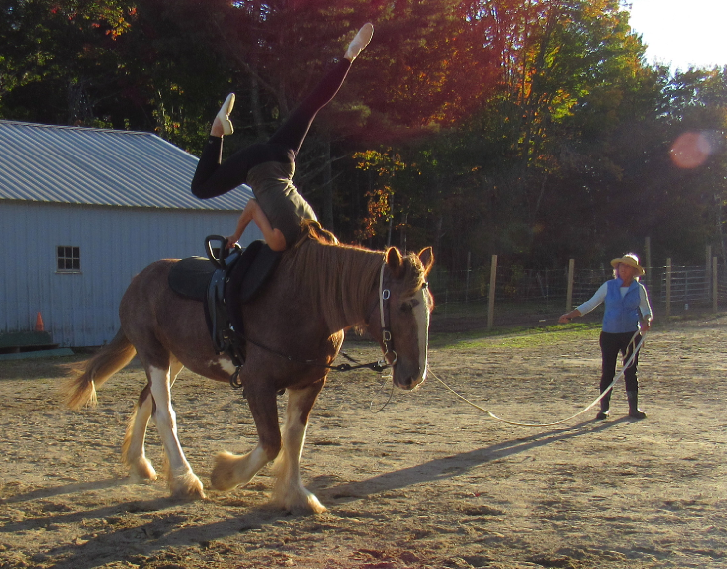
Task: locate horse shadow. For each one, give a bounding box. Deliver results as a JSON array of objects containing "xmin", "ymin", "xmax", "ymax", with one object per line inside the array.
[
  {"xmin": 315, "ymin": 416, "xmax": 630, "ymax": 502},
  {"xmin": 1, "ymin": 478, "xmax": 125, "ymax": 505},
  {"xmin": 1, "ymin": 418, "xmax": 627, "ymax": 569},
  {"xmin": 5, "ymin": 497, "xmax": 287, "ymax": 569}
]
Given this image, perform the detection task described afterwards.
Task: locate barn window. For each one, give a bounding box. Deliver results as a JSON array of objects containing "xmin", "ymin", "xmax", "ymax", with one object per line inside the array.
[{"xmin": 57, "ymin": 246, "xmax": 80, "ymax": 272}]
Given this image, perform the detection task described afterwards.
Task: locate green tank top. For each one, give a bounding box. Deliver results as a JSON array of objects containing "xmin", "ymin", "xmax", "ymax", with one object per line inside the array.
[{"xmin": 246, "ymin": 161, "xmax": 317, "ymax": 247}]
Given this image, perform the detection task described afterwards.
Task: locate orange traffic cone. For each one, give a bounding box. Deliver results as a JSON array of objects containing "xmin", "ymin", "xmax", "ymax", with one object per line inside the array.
[{"xmin": 35, "ymin": 312, "xmax": 44, "ymax": 332}]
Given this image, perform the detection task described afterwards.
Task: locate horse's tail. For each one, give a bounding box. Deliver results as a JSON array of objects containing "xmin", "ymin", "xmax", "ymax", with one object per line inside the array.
[{"xmin": 63, "ymin": 328, "xmax": 137, "ymax": 410}]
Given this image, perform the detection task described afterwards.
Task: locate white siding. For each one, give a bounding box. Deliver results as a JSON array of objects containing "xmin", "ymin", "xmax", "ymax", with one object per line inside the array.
[{"xmin": 0, "ymin": 201, "xmax": 263, "ymax": 347}]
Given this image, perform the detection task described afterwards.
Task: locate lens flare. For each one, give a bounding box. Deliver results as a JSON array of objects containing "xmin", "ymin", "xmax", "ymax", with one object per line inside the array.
[{"xmin": 669, "ymin": 131, "xmax": 717, "ymax": 169}]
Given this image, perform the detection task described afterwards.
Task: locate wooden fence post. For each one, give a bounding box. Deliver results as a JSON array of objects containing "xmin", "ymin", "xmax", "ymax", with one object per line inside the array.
[
  {"xmin": 713, "ymin": 256, "xmax": 718, "ymax": 313},
  {"xmin": 666, "ymin": 258, "xmax": 672, "ymax": 317},
  {"xmin": 706, "ymin": 245, "xmax": 713, "ymax": 301},
  {"xmin": 644, "ymin": 236, "xmax": 651, "ymax": 287},
  {"xmin": 465, "ymin": 251, "xmax": 471, "ymax": 304},
  {"xmin": 566, "ymin": 259, "xmax": 575, "ymax": 312},
  {"xmin": 487, "ymin": 255, "xmax": 497, "ymax": 330}
]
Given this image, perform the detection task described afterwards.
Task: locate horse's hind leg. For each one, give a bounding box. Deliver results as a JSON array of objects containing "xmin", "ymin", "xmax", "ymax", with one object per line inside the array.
[
  {"xmin": 271, "ymin": 381, "xmax": 326, "ymax": 514},
  {"xmin": 122, "ymin": 383, "xmax": 157, "ymax": 481},
  {"xmin": 122, "ymin": 358, "xmax": 184, "ymax": 483},
  {"xmin": 144, "ymin": 358, "xmax": 204, "ymax": 499}
]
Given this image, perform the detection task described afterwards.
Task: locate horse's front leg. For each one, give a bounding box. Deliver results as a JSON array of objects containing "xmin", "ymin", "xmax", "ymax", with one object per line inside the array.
[
  {"xmin": 146, "ymin": 361, "xmax": 204, "ymax": 499},
  {"xmin": 211, "ymin": 379, "xmax": 281, "ymax": 493},
  {"xmin": 271, "ymin": 380, "xmax": 326, "ymax": 514}
]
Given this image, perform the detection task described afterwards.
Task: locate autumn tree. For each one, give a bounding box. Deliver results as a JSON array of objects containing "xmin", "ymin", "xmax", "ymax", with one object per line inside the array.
[{"xmin": 0, "ymin": 0, "xmax": 135, "ymax": 124}]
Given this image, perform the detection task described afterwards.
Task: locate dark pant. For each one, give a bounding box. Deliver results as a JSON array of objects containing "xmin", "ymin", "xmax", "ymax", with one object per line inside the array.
[
  {"xmin": 192, "ymin": 59, "xmax": 352, "ymax": 199},
  {"xmin": 599, "ymin": 330, "xmax": 641, "ymax": 394}
]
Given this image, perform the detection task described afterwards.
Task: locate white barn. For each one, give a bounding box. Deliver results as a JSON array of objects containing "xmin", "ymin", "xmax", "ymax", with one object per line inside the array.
[{"xmin": 0, "ymin": 120, "xmax": 262, "ymax": 347}]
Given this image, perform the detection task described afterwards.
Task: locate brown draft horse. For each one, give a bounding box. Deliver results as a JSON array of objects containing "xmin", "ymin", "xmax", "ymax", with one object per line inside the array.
[{"xmin": 63, "ymin": 224, "xmax": 434, "ymax": 514}]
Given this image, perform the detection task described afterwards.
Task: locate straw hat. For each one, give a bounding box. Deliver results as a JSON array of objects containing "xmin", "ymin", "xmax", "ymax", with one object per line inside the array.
[{"xmin": 610, "ymin": 253, "xmax": 645, "ymax": 276}]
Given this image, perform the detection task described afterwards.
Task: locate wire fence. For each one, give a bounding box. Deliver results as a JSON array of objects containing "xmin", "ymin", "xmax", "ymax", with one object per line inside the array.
[{"xmin": 428, "ymin": 259, "xmax": 727, "ymax": 329}]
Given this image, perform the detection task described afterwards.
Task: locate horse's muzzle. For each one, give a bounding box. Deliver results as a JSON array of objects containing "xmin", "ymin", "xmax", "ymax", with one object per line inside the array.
[{"xmin": 393, "ymin": 365, "xmax": 425, "ymax": 390}]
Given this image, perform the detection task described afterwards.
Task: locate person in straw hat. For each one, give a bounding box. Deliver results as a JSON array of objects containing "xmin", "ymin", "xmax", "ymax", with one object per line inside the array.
[{"xmin": 558, "ymin": 253, "xmax": 653, "ymax": 420}]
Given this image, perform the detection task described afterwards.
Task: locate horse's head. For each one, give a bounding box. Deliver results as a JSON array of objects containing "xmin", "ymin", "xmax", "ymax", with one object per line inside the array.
[{"xmin": 369, "ymin": 246, "xmax": 434, "ymax": 390}]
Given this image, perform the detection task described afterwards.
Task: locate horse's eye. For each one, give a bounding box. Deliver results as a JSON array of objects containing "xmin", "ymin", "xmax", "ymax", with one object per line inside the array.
[{"xmin": 400, "ymin": 303, "xmax": 413, "ymax": 314}]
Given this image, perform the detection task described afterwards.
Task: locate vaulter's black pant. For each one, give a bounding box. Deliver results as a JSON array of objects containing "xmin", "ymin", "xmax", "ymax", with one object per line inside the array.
[
  {"xmin": 192, "ymin": 59, "xmax": 352, "ymax": 199},
  {"xmin": 599, "ymin": 330, "xmax": 641, "ymax": 395}
]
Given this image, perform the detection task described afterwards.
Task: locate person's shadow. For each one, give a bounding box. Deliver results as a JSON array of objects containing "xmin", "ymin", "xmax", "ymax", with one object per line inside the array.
[{"xmin": 313, "ymin": 417, "xmax": 629, "ymax": 502}]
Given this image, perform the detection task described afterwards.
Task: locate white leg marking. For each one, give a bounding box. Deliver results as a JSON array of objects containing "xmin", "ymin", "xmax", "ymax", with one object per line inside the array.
[
  {"xmin": 123, "ymin": 393, "xmax": 157, "ymax": 481},
  {"xmin": 272, "ymin": 389, "xmax": 325, "ymax": 513},
  {"xmin": 413, "ymin": 288, "xmax": 430, "ymax": 382},
  {"xmin": 148, "ymin": 365, "xmax": 204, "ymax": 498}
]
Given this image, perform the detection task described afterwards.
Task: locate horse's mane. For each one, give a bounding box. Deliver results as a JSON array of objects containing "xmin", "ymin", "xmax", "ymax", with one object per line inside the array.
[
  {"xmin": 281, "ymin": 221, "xmax": 427, "ymax": 330},
  {"xmin": 281, "ymin": 222, "xmax": 383, "ymax": 329}
]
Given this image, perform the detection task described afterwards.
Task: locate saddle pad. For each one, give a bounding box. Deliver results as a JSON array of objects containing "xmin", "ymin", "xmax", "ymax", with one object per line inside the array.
[
  {"xmin": 239, "ymin": 243, "xmax": 282, "ymax": 304},
  {"xmin": 225, "ymin": 242, "xmax": 282, "ymax": 333},
  {"xmin": 168, "ymin": 256, "xmax": 216, "ymax": 301}
]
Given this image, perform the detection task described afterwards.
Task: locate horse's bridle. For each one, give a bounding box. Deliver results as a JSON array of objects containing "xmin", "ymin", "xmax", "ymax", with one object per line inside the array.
[{"xmin": 377, "ymin": 262, "xmax": 398, "ymax": 367}]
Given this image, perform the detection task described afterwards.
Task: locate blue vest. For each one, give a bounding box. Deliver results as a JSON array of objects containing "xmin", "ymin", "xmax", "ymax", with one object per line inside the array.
[{"xmin": 602, "ymin": 278, "xmax": 641, "ymax": 333}]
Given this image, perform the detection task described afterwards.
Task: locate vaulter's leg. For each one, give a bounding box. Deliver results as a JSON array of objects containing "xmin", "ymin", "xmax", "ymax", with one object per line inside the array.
[
  {"xmin": 266, "ymin": 23, "xmax": 374, "ymax": 155},
  {"xmin": 271, "ymin": 381, "xmax": 326, "ymax": 514},
  {"xmin": 211, "ymin": 378, "xmax": 281, "ymax": 492},
  {"xmin": 144, "ymin": 358, "xmax": 204, "ymax": 499}
]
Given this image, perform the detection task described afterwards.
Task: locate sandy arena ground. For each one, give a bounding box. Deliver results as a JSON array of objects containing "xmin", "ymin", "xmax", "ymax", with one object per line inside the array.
[{"xmin": 1, "ymin": 315, "xmax": 726, "ymax": 569}]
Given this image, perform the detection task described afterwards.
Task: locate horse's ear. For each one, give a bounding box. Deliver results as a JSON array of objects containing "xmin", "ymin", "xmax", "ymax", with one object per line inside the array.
[
  {"xmin": 386, "ymin": 247, "xmax": 404, "ymax": 277},
  {"xmin": 418, "ymin": 247, "xmax": 434, "ymax": 277}
]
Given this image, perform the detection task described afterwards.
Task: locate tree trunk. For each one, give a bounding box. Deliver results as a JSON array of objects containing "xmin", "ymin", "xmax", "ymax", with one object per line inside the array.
[
  {"xmin": 321, "ymin": 140, "xmax": 334, "ymax": 232},
  {"xmin": 387, "ymin": 192, "xmax": 395, "ymax": 248},
  {"xmin": 250, "ymin": 73, "xmax": 266, "ymax": 139},
  {"xmin": 400, "ymin": 211, "xmax": 408, "ymax": 254}
]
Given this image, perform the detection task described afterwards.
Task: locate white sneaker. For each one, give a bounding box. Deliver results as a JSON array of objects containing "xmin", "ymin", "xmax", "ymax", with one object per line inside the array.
[
  {"xmin": 216, "ymin": 93, "xmax": 235, "ymax": 135},
  {"xmin": 345, "ymin": 23, "xmax": 374, "ymax": 61}
]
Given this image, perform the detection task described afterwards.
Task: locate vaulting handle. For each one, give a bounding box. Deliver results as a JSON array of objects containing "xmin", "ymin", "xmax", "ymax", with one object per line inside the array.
[{"xmin": 205, "ymin": 235, "xmax": 229, "ymax": 270}]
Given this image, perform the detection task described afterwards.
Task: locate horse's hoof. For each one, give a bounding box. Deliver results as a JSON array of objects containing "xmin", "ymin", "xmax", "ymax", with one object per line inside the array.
[
  {"xmin": 271, "ymin": 489, "xmax": 326, "ymax": 515},
  {"xmin": 211, "ymin": 451, "xmax": 241, "ymax": 491},
  {"xmin": 129, "ymin": 459, "xmax": 157, "ymax": 481},
  {"xmin": 296, "ymin": 495, "xmax": 326, "ymax": 515},
  {"xmin": 169, "ymin": 472, "xmax": 205, "ymax": 500}
]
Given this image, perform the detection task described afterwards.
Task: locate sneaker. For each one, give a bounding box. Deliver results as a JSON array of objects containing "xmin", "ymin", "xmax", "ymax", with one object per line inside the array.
[
  {"xmin": 345, "ymin": 23, "xmax": 374, "ymax": 61},
  {"xmin": 216, "ymin": 93, "xmax": 235, "ymax": 135}
]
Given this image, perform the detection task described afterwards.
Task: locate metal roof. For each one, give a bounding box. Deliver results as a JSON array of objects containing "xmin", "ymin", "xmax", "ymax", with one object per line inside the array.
[{"xmin": 0, "ymin": 120, "xmax": 252, "ymax": 211}]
